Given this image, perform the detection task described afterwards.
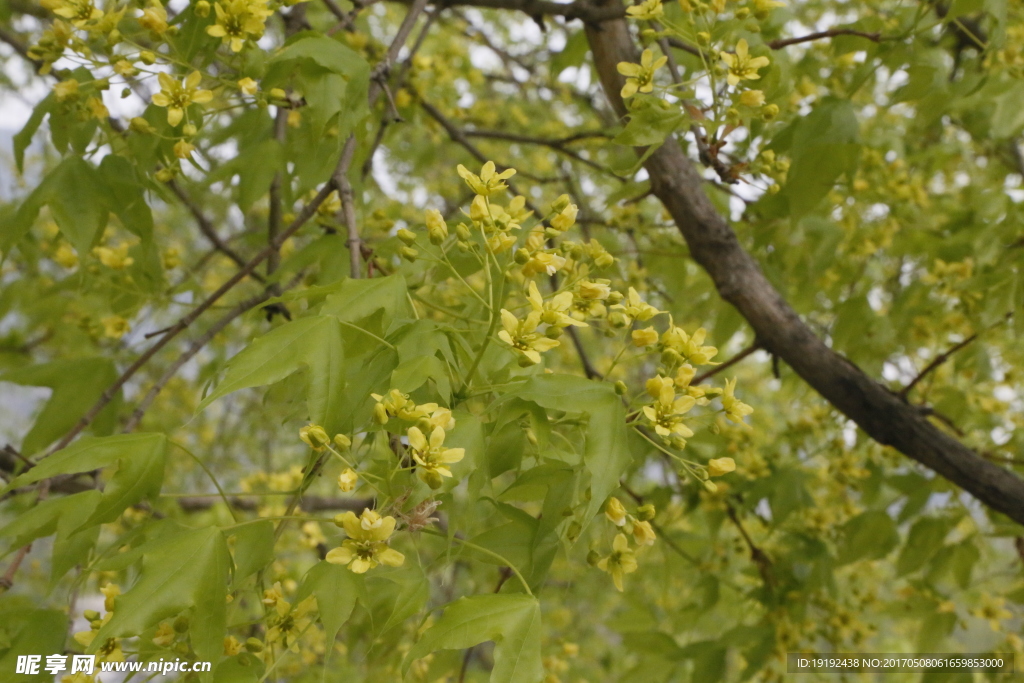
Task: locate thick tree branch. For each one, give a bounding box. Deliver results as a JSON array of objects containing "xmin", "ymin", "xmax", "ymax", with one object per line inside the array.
[{"xmin": 583, "ymin": 6, "xmax": 1024, "ymax": 525}]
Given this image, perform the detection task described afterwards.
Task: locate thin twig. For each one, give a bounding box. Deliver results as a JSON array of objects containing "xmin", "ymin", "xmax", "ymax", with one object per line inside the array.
[
  {"xmin": 766, "ymin": 28, "xmax": 882, "ymax": 50},
  {"xmin": 692, "ymin": 341, "xmax": 760, "ymax": 384},
  {"xmin": 167, "ymin": 180, "xmax": 266, "ymax": 284},
  {"xmin": 899, "ymin": 333, "xmax": 978, "ymax": 399}
]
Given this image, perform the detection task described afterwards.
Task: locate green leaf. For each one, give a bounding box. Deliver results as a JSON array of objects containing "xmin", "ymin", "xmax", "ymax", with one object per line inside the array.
[
  {"xmin": 319, "ymin": 274, "xmax": 411, "ymax": 326},
  {"xmin": 0, "ymin": 491, "xmax": 100, "ymax": 554},
  {"xmin": 12, "ymin": 93, "xmax": 54, "ymax": 174},
  {"xmin": 772, "ymin": 97, "xmax": 860, "ymax": 218},
  {"xmin": 98, "ymin": 155, "xmax": 154, "ymax": 245},
  {"xmin": 6, "ymin": 434, "xmax": 167, "ymax": 520},
  {"xmin": 837, "ymin": 510, "xmax": 898, "ymax": 564},
  {"xmin": 296, "ymin": 560, "xmax": 363, "ymax": 644},
  {"xmin": 513, "ymin": 375, "xmax": 631, "ymax": 521},
  {"xmin": 94, "ymin": 526, "xmax": 230, "ymax": 665},
  {"xmin": 2, "ymin": 156, "xmax": 110, "ymax": 265},
  {"xmin": 229, "ymin": 520, "xmax": 275, "ymax": 585},
  {"xmin": 404, "ymin": 594, "xmax": 543, "ymax": 683},
  {"xmin": 897, "ymin": 517, "xmax": 952, "ymax": 576},
  {"xmin": 0, "ymin": 610, "xmax": 68, "ymax": 682},
  {"xmin": 1, "ymin": 358, "xmax": 122, "ymax": 455},
  {"xmin": 197, "ymin": 315, "xmax": 345, "ymax": 427}
]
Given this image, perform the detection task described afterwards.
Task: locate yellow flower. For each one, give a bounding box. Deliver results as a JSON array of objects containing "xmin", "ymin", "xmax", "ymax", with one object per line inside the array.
[
  {"xmin": 661, "ymin": 321, "xmax": 718, "ymax": 365},
  {"xmin": 327, "ymin": 510, "xmax": 405, "ymax": 573},
  {"xmin": 101, "ymin": 315, "xmax": 131, "ymax": 339},
  {"xmin": 527, "ymin": 281, "xmax": 586, "ymax": 329},
  {"xmin": 604, "ymin": 496, "xmax": 627, "ymax": 526},
  {"xmin": 408, "ymin": 426, "xmax": 465, "ymax": 488},
  {"xmin": 631, "ymin": 327, "xmax": 658, "ymax": 347},
  {"xmin": 53, "ymin": 243, "xmax": 78, "ymax": 269},
  {"xmin": 101, "ymin": 583, "xmax": 121, "ymax": 611},
  {"xmin": 425, "ymin": 208, "xmax": 448, "ymax": 244},
  {"xmin": 86, "ymin": 97, "xmax": 108, "ymax": 120},
  {"xmin": 223, "ymin": 635, "xmax": 242, "ymax": 656},
  {"xmin": 206, "ymin": 0, "xmax": 272, "ymax": 52},
  {"xmin": 643, "ymin": 375, "xmax": 696, "ymax": 439},
  {"xmin": 173, "ymin": 139, "xmax": 195, "ymax": 159},
  {"xmin": 53, "ymin": 79, "xmax": 79, "ymax": 102},
  {"xmin": 972, "ymin": 593, "xmax": 1012, "ymax": 631},
  {"xmin": 262, "ymin": 581, "xmax": 288, "ymax": 614},
  {"xmin": 43, "ymin": 0, "xmax": 103, "ymax": 27},
  {"xmin": 162, "ymin": 247, "xmax": 181, "ymax": 270},
  {"xmin": 152, "ymin": 621, "xmax": 175, "ymax": 647},
  {"xmin": 614, "ymin": 287, "xmax": 662, "ymax": 321},
  {"xmin": 266, "ymin": 595, "xmax": 317, "ymax": 652},
  {"xmin": 632, "ymin": 520, "xmax": 656, "ymax": 546},
  {"xmin": 720, "ymin": 39, "xmax": 770, "ymax": 87},
  {"xmin": 721, "ymin": 378, "xmax": 753, "ymax": 423},
  {"xmin": 522, "ymin": 250, "xmax": 567, "ymax": 277},
  {"xmin": 299, "ymin": 423, "xmax": 330, "ymax": 450},
  {"xmin": 498, "ymin": 309, "xmax": 560, "ymax": 365},
  {"xmin": 597, "ymin": 534, "xmax": 638, "ymax": 591},
  {"xmin": 93, "ymin": 243, "xmax": 134, "ymax": 269},
  {"xmin": 237, "ymin": 77, "xmax": 258, "ymax": 95},
  {"xmin": 738, "ymin": 89, "xmax": 766, "ymax": 107},
  {"xmin": 707, "ymin": 457, "xmax": 735, "ymax": 477},
  {"xmin": 151, "ymin": 71, "xmax": 213, "ymax": 127},
  {"xmin": 550, "ymin": 202, "xmax": 578, "ymax": 231},
  {"xmin": 457, "ymin": 161, "xmax": 516, "ymax": 197},
  {"xmin": 138, "ymin": 1, "xmax": 168, "ymax": 33},
  {"xmin": 626, "ymin": 0, "xmax": 663, "ymax": 20},
  {"xmin": 617, "ymin": 48, "xmax": 667, "ymax": 98},
  {"xmin": 578, "ymin": 281, "xmax": 611, "ymax": 300},
  {"xmin": 337, "ymin": 468, "xmax": 358, "ymax": 492}
]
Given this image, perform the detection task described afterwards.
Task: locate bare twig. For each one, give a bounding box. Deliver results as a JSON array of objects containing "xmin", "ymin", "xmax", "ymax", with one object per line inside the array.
[
  {"xmin": 766, "ymin": 28, "xmax": 882, "ymax": 50},
  {"xmin": 167, "ymin": 180, "xmax": 266, "ymax": 284},
  {"xmin": 692, "ymin": 341, "xmax": 761, "ymax": 385},
  {"xmin": 899, "ymin": 334, "xmax": 978, "ymax": 399}
]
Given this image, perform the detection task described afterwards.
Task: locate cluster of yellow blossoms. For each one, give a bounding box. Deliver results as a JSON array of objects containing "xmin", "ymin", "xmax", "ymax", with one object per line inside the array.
[
  {"xmin": 72, "ymin": 584, "xmax": 124, "ymax": 667},
  {"xmin": 593, "ymin": 497, "xmax": 657, "ymax": 591}
]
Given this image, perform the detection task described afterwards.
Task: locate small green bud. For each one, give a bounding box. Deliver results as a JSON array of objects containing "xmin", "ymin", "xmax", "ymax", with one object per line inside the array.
[
  {"xmin": 514, "ymin": 248, "xmax": 531, "ymax": 264},
  {"xmin": 120, "ymin": 87, "xmax": 131, "ymax": 99},
  {"xmin": 636, "ymin": 503, "xmax": 656, "ymax": 522},
  {"xmin": 586, "ymin": 549, "xmax": 601, "ymax": 566},
  {"xmin": 566, "ymin": 521, "xmax": 582, "ymax": 542},
  {"xmin": 173, "ymin": 641, "xmax": 190, "ymax": 655},
  {"xmin": 607, "ymin": 290, "xmax": 624, "ymax": 304},
  {"xmin": 139, "ymin": 50, "xmax": 157, "ymax": 65},
  {"xmin": 399, "ymin": 246, "xmax": 419, "ymax": 262},
  {"xmin": 525, "ymin": 427, "xmax": 538, "ymax": 446},
  {"xmin": 703, "ymin": 480, "xmax": 719, "ymax": 493},
  {"xmin": 551, "ymin": 193, "xmax": 571, "ymax": 213},
  {"xmin": 455, "ymin": 222, "xmax": 472, "ymax": 240},
  {"xmin": 333, "ymin": 433, "xmax": 351, "ymax": 450},
  {"xmin": 94, "ymin": 78, "xmax": 110, "ymax": 90},
  {"xmin": 545, "ymin": 326, "xmax": 563, "ymax": 340},
  {"xmin": 173, "ymin": 614, "xmax": 190, "ymax": 633},
  {"xmin": 397, "ymin": 228, "xmax": 417, "ymax": 245},
  {"xmin": 195, "ymin": 0, "xmax": 211, "ymax": 16},
  {"xmin": 245, "ymin": 638, "xmax": 264, "ymax": 653},
  {"xmin": 84, "ymin": 610, "xmax": 101, "ymax": 621},
  {"xmin": 614, "ymin": 381, "xmax": 628, "ymax": 396}
]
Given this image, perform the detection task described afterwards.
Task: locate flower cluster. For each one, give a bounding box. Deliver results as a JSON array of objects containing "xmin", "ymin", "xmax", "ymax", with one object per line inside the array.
[
  {"xmin": 327, "ymin": 510, "xmax": 406, "ymax": 573},
  {"xmin": 593, "ymin": 498, "xmax": 658, "ymax": 591}
]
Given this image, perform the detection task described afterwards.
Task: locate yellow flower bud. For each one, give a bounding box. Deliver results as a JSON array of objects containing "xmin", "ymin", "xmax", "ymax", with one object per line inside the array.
[
  {"xmin": 195, "ymin": 0, "xmax": 211, "ymax": 17},
  {"xmin": 397, "ymin": 228, "xmax": 417, "ymax": 245},
  {"xmin": 707, "ymin": 457, "xmax": 735, "ymax": 477},
  {"xmin": 299, "ymin": 423, "xmax": 330, "ymax": 450},
  {"xmin": 425, "ymin": 208, "xmax": 448, "ymax": 244},
  {"xmin": 333, "ymin": 433, "xmax": 351, "ymax": 450},
  {"xmin": 604, "ymin": 496, "xmax": 627, "ymax": 526},
  {"xmin": 631, "ymin": 327, "xmax": 659, "ymax": 347},
  {"xmin": 337, "ymin": 468, "xmax": 358, "ymax": 492},
  {"xmin": 173, "ymin": 139, "xmax": 195, "ymax": 160},
  {"xmin": 738, "ymin": 89, "xmax": 765, "ymax": 107}
]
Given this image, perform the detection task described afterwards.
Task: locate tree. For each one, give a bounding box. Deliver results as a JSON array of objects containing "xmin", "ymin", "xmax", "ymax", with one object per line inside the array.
[{"xmin": 0, "ymin": 0, "xmax": 1022, "ymax": 679}]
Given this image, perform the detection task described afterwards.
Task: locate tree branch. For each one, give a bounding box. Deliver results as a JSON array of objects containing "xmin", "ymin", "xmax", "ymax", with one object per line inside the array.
[
  {"xmin": 583, "ymin": 3, "xmax": 1024, "ymax": 525},
  {"xmin": 766, "ymin": 28, "xmax": 882, "ymax": 50},
  {"xmin": 167, "ymin": 180, "xmax": 266, "ymax": 284},
  {"xmin": 899, "ymin": 333, "xmax": 978, "ymax": 399}
]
